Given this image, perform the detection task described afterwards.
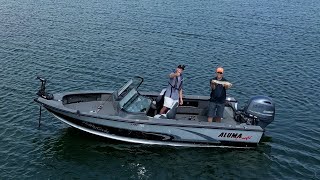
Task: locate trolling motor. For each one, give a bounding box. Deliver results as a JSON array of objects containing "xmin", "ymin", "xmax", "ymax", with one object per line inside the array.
[
  {"xmin": 36, "ymin": 76, "xmax": 54, "ymax": 127},
  {"xmin": 36, "ymin": 76, "xmax": 54, "ymax": 100}
]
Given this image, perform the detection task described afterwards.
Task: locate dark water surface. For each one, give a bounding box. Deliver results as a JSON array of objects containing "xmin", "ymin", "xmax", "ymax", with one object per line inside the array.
[{"xmin": 1, "ymin": 0, "xmax": 320, "ymax": 179}]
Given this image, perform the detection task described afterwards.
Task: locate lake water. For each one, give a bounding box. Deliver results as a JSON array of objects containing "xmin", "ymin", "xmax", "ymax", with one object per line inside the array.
[{"xmin": 0, "ymin": 0, "xmax": 320, "ymax": 179}]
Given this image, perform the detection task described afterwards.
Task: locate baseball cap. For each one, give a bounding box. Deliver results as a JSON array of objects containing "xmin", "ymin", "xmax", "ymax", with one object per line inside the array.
[
  {"xmin": 178, "ymin": 65, "xmax": 185, "ymax": 70},
  {"xmin": 216, "ymin": 67, "xmax": 224, "ymax": 73}
]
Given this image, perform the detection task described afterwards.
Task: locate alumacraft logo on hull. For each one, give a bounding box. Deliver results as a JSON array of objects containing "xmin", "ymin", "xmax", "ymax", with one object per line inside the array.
[{"xmin": 218, "ymin": 132, "xmax": 252, "ymax": 140}]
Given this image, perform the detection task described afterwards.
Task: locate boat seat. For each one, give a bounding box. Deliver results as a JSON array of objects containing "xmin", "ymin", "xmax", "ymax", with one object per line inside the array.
[
  {"xmin": 166, "ymin": 102, "xmax": 178, "ymax": 119},
  {"xmin": 154, "ymin": 102, "xmax": 178, "ymax": 119}
]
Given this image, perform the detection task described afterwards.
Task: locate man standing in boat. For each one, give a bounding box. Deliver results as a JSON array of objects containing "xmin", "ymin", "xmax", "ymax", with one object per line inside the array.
[
  {"xmin": 160, "ymin": 65, "xmax": 185, "ymax": 114},
  {"xmin": 208, "ymin": 67, "xmax": 232, "ymax": 123}
]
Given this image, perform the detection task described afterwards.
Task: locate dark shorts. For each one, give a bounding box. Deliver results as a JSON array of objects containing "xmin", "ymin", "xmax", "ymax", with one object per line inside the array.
[{"xmin": 208, "ymin": 101, "xmax": 225, "ymax": 118}]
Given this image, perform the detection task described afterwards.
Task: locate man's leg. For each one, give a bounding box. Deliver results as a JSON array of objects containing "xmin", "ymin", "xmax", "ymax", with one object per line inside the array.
[
  {"xmin": 214, "ymin": 103, "xmax": 225, "ymax": 123},
  {"xmin": 214, "ymin": 117, "xmax": 221, "ymax": 123},
  {"xmin": 161, "ymin": 97, "xmax": 172, "ymax": 114},
  {"xmin": 160, "ymin": 106, "xmax": 168, "ymax": 114},
  {"xmin": 207, "ymin": 102, "xmax": 216, "ymax": 122}
]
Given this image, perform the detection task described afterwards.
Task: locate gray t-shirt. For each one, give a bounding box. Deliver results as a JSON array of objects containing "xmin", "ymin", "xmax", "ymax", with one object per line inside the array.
[{"xmin": 165, "ymin": 73, "xmax": 183, "ymax": 100}]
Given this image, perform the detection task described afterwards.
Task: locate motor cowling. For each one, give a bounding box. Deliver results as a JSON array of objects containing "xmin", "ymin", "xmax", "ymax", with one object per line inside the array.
[
  {"xmin": 243, "ymin": 96, "xmax": 275, "ymax": 129},
  {"xmin": 235, "ymin": 96, "xmax": 275, "ymax": 129}
]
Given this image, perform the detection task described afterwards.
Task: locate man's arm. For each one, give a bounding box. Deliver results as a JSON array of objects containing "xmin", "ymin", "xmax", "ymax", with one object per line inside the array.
[
  {"xmin": 224, "ymin": 84, "xmax": 232, "ymax": 89},
  {"xmin": 210, "ymin": 80, "xmax": 216, "ymax": 90},
  {"xmin": 169, "ymin": 72, "xmax": 180, "ymax": 78},
  {"xmin": 179, "ymin": 89, "xmax": 183, "ymax": 105}
]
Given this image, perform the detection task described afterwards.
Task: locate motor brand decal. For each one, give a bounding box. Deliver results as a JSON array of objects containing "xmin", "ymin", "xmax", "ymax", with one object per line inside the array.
[{"xmin": 218, "ymin": 132, "xmax": 252, "ymax": 140}]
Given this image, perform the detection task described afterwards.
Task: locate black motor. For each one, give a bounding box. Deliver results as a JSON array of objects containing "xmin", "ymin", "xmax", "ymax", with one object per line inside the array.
[
  {"xmin": 235, "ymin": 96, "xmax": 275, "ymax": 129},
  {"xmin": 36, "ymin": 77, "xmax": 54, "ymax": 100}
]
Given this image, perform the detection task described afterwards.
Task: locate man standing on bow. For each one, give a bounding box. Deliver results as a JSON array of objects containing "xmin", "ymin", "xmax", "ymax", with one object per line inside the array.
[
  {"xmin": 208, "ymin": 67, "xmax": 232, "ymax": 123},
  {"xmin": 160, "ymin": 65, "xmax": 185, "ymax": 114}
]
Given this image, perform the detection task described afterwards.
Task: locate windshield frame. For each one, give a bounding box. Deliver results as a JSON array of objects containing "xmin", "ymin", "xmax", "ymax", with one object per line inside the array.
[
  {"xmin": 114, "ymin": 76, "xmax": 152, "ymax": 114},
  {"xmin": 116, "ymin": 76, "xmax": 144, "ymax": 98}
]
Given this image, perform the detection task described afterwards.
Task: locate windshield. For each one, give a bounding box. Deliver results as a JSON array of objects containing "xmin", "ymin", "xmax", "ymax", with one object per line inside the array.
[
  {"xmin": 115, "ymin": 76, "xmax": 151, "ymax": 113},
  {"xmin": 122, "ymin": 95, "xmax": 151, "ymax": 113}
]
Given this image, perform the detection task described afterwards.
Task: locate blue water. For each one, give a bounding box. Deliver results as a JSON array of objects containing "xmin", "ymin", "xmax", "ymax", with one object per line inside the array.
[{"xmin": 1, "ymin": 0, "xmax": 320, "ymax": 178}]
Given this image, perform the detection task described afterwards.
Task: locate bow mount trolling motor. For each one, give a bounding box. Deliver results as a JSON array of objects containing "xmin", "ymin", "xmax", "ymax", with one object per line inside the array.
[{"xmin": 36, "ymin": 77, "xmax": 54, "ymax": 100}]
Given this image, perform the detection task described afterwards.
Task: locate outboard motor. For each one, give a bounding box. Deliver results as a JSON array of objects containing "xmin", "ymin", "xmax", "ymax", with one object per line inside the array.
[
  {"xmin": 235, "ymin": 96, "xmax": 275, "ymax": 129},
  {"xmin": 36, "ymin": 77, "xmax": 54, "ymax": 100}
]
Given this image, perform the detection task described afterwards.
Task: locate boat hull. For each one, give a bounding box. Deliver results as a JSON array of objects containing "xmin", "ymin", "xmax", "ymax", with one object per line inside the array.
[{"xmin": 43, "ymin": 104, "xmax": 263, "ymax": 148}]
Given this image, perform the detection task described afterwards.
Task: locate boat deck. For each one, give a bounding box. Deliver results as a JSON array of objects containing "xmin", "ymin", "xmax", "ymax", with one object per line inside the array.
[
  {"xmin": 64, "ymin": 100, "xmax": 238, "ymax": 125},
  {"xmin": 176, "ymin": 106, "xmax": 238, "ymax": 125},
  {"xmin": 64, "ymin": 101, "xmax": 117, "ymax": 115}
]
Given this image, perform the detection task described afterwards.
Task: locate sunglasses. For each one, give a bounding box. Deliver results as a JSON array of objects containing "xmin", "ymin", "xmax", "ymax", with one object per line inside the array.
[{"xmin": 216, "ymin": 72, "xmax": 223, "ymax": 74}]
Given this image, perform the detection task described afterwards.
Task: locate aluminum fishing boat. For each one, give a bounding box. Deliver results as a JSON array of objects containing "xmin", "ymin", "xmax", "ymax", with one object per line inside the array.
[{"xmin": 34, "ymin": 76, "xmax": 275, "ymax": 148}]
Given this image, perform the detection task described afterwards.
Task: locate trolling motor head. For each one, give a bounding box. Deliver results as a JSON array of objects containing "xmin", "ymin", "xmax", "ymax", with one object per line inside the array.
[{"xmin": 36, "ymin": 76, "xmax": 54, "ymax": 100}]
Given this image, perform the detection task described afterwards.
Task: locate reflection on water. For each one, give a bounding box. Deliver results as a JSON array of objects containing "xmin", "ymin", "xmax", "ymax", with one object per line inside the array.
[{"xmin": 39, "ymin": 127, "xmax": 273, "ymax": 179}]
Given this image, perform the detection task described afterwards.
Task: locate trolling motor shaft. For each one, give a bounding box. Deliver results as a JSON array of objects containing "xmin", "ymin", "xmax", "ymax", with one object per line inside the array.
[{"xmin": 35, "ymin": 76, "xmax": 54, "ymax": 127}]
